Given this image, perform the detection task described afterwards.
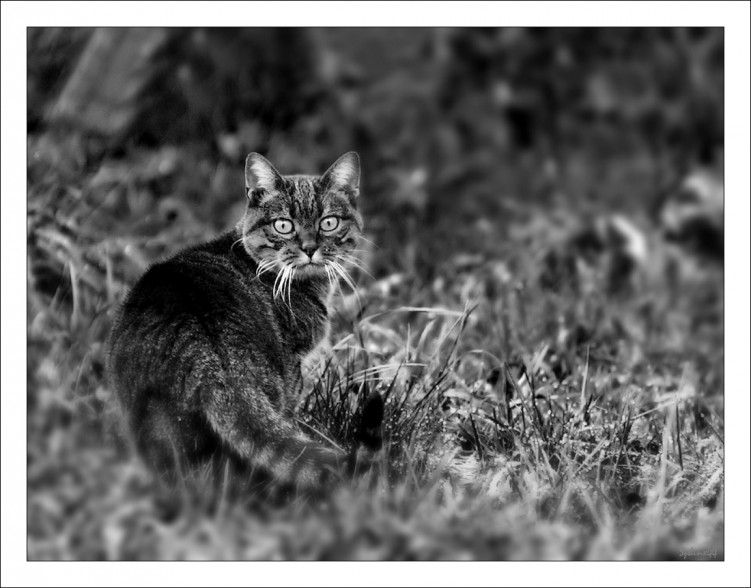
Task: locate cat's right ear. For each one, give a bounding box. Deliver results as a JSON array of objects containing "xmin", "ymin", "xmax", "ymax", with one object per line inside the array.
[{"xmin": 245, "ymin": 153, "xmax": 283, "ymax": 205}]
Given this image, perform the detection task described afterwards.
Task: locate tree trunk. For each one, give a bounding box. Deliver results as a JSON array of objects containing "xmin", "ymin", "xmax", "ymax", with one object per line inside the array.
[{"xmin": 46, "ymin": 27, "xmax": 170, "ymax": 138}]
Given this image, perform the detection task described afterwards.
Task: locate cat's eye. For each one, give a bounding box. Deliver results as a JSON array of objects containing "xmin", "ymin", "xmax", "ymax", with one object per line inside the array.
[
  {"xmin": 319, "ymin": 216, "xmax": 340, "ymax": 232},
  {"xmin": 273, "ymin": 219, "xmax": 294, "ymax": 235}
]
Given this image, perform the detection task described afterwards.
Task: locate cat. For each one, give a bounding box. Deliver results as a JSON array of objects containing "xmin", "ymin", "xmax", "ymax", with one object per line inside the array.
[{"xmin": 107, "ymin": 151, "xmax": 381, "ymax": 494}]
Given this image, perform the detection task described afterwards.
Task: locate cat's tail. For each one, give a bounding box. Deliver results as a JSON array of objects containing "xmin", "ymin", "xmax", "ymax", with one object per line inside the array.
[
  {"xmin": 202, "ymin": 388, "xmax": 347, "ymax": 492},
  {"xmin": 204, "ymin": 387, "xmax": 384, "ymax": 493},
  {"xmin": 251, "ymin": 428, "xmax": 347, "ymax": 490}
]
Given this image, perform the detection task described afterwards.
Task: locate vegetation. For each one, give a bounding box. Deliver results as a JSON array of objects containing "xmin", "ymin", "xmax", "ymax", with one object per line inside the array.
[{"xmin": 27, "ymin": 27, "xmax": 723, "ymax": 560}]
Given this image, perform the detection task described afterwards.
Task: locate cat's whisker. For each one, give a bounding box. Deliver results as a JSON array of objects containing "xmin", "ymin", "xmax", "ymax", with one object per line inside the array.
[
  {"xmin": 276, "ymin": 263, "xmax": 296, "ymax": 315},
  {"xmin": 287, "ymin": 266, "xmax": 296, "ymax": 309},
  {"xmin": 324, "ymin": 264, "xmax": 337, "ymax": 297},
  {"xmin": 338, "ymin": 251, "xmax": 369, "ymax": 266},
  {"xmin": 272, "ymin": 263, "xmax": 287, "ymax": 301},
  {"xmin": 255, "ymin": 258, "xmax": 278, "ymax": 278},
  {"xmin": 256, "ymin": 259, "xmax": 275, "ymax": 278},
  {"xmin": 337, "ymin": 254, "xmax": 374, "ymax": 279},
  {"xmin": 230, "ymin": 237, "xmax": 245, "ymax": 251},
  {"xmin": 330, "ymin": 260, "xmax": 361, "ymax": 309},
  {"xmin": 357, "ymin": 236, "xmax": 379, "ymax": 249},
  {"xmin": 338, "ymin": 261, "xmax": 373, "ymax": 282},
  {"xmin": 272, "ymin": 269, "xmax": 280, "ymax": 297},
  {"xmin": 282, "ymin": 265, "xmax": 292, "ymax": 306},
  {"xmin": 324, "ymin": 262, "xmax": 342, "ymax": 301},
  {"xmin": 332, "ymin": 261, "xmax": 359, "ymax": 293}
]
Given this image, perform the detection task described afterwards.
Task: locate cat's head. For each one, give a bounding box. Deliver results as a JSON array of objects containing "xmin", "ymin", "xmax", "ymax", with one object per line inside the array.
[{"xmin": 238, "ymin": 152, "xmax": 363, "ymax": 295}]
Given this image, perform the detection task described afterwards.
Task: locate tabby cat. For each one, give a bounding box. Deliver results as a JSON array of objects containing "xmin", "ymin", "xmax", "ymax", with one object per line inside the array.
[{"xmin": 107, "ymin": 152, "xmax": 381, "ymax": 492}]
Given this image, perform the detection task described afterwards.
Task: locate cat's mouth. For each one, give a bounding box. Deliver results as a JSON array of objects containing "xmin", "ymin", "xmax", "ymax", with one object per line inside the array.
[
  {"xmin": 295, "ymin": 260, "xmax": 326, "ymax": 276},
  {"xmin": 263, "ymin": 257, "xmax": 359, "ymax": 304}
]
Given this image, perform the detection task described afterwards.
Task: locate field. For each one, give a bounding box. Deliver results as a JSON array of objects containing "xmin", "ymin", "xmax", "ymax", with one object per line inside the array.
[{"xmin": 24, "ymin": 27, "xmax": 725, "ymax": 561}]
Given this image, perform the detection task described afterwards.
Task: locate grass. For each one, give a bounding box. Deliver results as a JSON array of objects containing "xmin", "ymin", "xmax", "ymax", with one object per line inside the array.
[{"xmin": 26, "ymin": 133, "xmax": 723, "ymax": 560}]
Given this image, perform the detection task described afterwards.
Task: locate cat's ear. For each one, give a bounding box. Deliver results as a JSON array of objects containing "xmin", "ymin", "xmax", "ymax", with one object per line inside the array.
[
  {"xmin": 245, "ymin": 153, "xmax": 283, "ymax": 203},
  {"xmin": 321, "ymin": 151, "xmax": 360, "ymax": 198}
]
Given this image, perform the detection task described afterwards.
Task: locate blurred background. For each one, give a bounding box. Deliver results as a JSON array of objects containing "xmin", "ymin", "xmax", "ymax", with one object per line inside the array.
[
  {"xmin": 28, "ymin": 28, "xmax": 724, "ymax": 273},
  {"xmin": 27, "ymin": 28, "xmax": 724, "ymax": 560}
]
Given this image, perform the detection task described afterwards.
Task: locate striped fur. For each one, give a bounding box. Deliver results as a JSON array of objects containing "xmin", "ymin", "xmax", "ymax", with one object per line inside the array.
[{"xmin": 107, "ymin": 152, "xmax": 373, "ymax": 493}]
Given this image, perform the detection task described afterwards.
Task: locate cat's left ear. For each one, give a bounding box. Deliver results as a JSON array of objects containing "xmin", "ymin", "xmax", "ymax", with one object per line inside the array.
[{"xmin": 321, "ymin": 152, "xmax": 360, "ymax": 198}]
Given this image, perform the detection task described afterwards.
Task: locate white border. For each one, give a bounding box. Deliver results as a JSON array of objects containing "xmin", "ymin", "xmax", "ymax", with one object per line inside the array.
[{"xmin": 3, "ymin": 2, "xmax": 749, "ymax": 587}]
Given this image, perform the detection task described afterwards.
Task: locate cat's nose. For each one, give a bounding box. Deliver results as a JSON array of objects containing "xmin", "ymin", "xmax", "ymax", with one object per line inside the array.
[{"xmin": 302, "ymin": 245, "xmax": 317, "ymax": 259}]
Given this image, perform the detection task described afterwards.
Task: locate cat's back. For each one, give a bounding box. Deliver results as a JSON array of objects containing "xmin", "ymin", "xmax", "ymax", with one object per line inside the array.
[
  {"xmin": 107, "ymin": 231, "xmax": 285, "ymax": 400},
  {"xmin": 117, "ymin": 232, "xmax": 253, "ymax": 317},
  {"xmin": 111, "ymin": 232, "xmax": 255, "ymax": 333}
]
